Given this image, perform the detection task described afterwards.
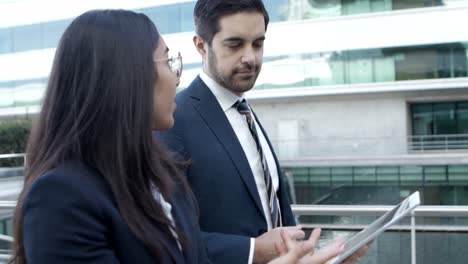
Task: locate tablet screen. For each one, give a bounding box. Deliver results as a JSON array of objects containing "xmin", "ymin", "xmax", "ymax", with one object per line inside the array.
[{"xmin": 329, "ymin": 191, "xmax": 420, "ymax": 264}]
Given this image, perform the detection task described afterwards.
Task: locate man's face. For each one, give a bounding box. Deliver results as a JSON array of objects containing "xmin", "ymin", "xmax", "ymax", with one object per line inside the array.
[{"xmin": 203, "ymin": 12, "xmax": 265, "ymax": 96}]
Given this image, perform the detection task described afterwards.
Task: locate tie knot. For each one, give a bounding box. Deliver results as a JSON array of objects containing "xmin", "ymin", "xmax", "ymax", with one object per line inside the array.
[{"xmin": 234, "ymin": 99, "xmax": 250, "ymax": 115}]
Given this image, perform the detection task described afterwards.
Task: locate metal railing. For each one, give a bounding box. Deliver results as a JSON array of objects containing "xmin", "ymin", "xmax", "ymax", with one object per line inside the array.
[
  {"xmin": 291, "ymin": 204, "xmax": 468, "ymax": 264},
  {"xmin": 271, "ymin": 134, "xmax": 468, "ymax": 159},
  {"xmin": 408, "ymin": 134, "xmax": 468, "ymax": 152},
  {"xmin": 0, "ymin": 153, "xmax": 26, "ymax": 164}
]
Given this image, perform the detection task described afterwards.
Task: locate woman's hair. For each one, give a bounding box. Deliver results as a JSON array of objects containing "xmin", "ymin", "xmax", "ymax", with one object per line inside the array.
[{"xmin": 12, "ymin": 9, "xmax": 193, "ymax": 263}]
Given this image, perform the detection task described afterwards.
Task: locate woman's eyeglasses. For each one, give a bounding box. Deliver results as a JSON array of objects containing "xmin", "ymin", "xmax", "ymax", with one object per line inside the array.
[{"xmin": 154, "ymin": 52, "xmax": 183, "ymax": 78}]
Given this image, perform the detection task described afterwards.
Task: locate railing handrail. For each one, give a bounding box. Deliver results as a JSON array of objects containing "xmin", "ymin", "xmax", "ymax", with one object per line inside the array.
[
  {"xmin": 0, "ymin": 201, "xmax": 17, "ymax": 209},
  {"xmin": 0, "ymin": 153, "xmax": 25, "ymax": 159},
  {"xmin": 291, "ymin": 204, "xmax": 468, "ymax": 217},
  {"xmin": 2, "ymin": 202, "xmax": 468, "ymax": 217},
  {"xmin": 408, "ymin": 133, "xmax": 468, "ymax": 139}
]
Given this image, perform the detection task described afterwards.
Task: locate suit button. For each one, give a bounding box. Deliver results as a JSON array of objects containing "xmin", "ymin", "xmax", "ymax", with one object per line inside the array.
[{"xmin": 257, "ymin": 229, "xmax": 267, "ymax": 236}]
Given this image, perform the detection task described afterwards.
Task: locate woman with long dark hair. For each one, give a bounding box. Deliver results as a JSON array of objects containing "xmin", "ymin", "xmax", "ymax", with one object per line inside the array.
[
  {"xmin": 11, "ymin": 9, "xmax": 206, "ymax": 263},
  {"xmin": 9, "ymin": 8, "xmax": 358, "ymax": 264}
]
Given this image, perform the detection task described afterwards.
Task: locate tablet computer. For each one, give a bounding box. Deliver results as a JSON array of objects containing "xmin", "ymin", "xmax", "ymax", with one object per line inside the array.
[{"xmin": 329, "ymin": 191, "xmax": 420, "ymax": 264}]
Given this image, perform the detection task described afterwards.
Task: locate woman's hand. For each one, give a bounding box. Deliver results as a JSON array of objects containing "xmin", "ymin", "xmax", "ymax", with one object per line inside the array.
[{"xmin": 268, "ymin": 228, "xmax": 345, "ymax": 264}]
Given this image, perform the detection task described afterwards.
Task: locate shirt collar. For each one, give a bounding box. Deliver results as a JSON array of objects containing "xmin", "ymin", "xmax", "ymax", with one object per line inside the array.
[{"xmin": 199, "ymin": 71, "xmax": 243, "ymax": 112}]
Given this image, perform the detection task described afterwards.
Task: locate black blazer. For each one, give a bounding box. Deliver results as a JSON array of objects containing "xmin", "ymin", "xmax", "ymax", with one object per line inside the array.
[
  {"xmin": 158, "ymin": 76, "xmax": 296, "ymax": 264},
  {"xmin": 22, "ymin": 160, "xmax": 209, "ymax": 263}
]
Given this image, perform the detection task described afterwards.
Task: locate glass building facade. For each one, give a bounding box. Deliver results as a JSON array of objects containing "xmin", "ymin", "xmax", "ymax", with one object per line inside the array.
[
  {"xmin": 1, "ymin": 1, "xmax": 468, "ymax": 262},
  {"xmin": 2, "ymin": 0, "xmax": 468, "ymax": 111}
]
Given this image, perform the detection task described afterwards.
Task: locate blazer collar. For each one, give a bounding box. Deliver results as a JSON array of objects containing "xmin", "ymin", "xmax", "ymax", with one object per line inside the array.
[{"xmin": 186, "ymin": 77, "xmax": 265, "ymax": 218}]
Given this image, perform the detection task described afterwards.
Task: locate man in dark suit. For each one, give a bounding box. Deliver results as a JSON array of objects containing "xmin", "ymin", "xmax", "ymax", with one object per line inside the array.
[{"xmin": 158, "ymin": 0, "xmax": 305, "ymax": 263}]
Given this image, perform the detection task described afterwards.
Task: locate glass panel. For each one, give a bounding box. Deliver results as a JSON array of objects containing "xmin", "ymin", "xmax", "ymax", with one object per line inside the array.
[
  {"xmin": 13, "ymin": 79, "xmax": 46, "ymax": 106},
  {"xmin": 5, "ymin": 218, "xmax": 12, "ymax": 236},
  {"xmin": 0, "ymin": 85, "xmax": 14, "ymax": 107},
  {"xmin": 264, "ymin": 0, "xmax": 289, "ymax": 22},
  {"xmin": 353, "ymin": 166, "xmax": 376, "ymax": 184},
  {"xmin": 331, "ymin": 167, "xmax": 352, "ymax": 185},
  {"xmin": 288, "ymin": 167, "xmax": 309, "ymax": 183},
  {"xmin": 452, "ymin": 45, "xmax": 468, "ymax": 77},
  {"xmin": 374, "ymin": 57, "xmax": 396, "ymax": 82},
  {"xmin": 301, "ymin": 0, "xmax": 342, "ymax": 19},
  {"xmin": 457, "ymin": 102, "xmax": 468, "ymax": 134},
  {"xmin": 370, "ymin": 0, "xmax": 392, "ymax": 11},
  {"xmin": 43, "ymin": 19, "xmax": 71, "ymax": 48},
  {"xmin": 395, "ymin": 49, "xmax": 438, "ymax": 80},
  {"xmin": 309, "ymin": 167, "xmax": 331, "ymax": 183},
  {"xmin": 393, "ymin": 0, "xmax": 439, "ymax": 10},
  {"xmin": 347, "ymin": 58, "xmax": 373, "ymax": 83},
  {"xmin": 0, "ymin": 28, "xmax": 12, "ymax": 54},
  {"xmin": 400, "ymin": 166, "xmax": 423, "ymax": 184},
  {"xmin": 411, "ymin": 103, "xmax": 433, "ymax": 136},
  {"xmin": 12, "ymin": 24, "xmax": 42, "ymax": 52},
  {"xmin": 146, "ymin": 5, "xmax": 180, "ymax": 34},
  {"xmin": 180, "ymin": 2, "xmax": 196, "ymax": 32},
  {"xmin": 448, "ymin": 165, "xmax": 468, "ymax": 183},
  {"xmin": 328, "ymin": 60, "xmax": 346, "ymax": 85},
  {"xmin": 376, "ymin": 166, "xmax": 399, "ymax": 183},
  {"xmin": 425, "ymin": 166, "xmax": 447, "ymax": 183},
  {"xmin": 343, "ymin": 0, "xmax": 371, "ymax": 15},
  {"xmin": 433, "ymin": 102, "xmax": 457, "ymax": 135}
]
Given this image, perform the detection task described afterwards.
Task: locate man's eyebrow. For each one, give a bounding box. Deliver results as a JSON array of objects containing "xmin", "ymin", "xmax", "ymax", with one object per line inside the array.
[
  {"xmin": 222, "ymin": 37, "xmax": 244, "ymax": 43},
  {"xmin": 222, "ymin": 36, "xmax": 265, "ymax": 43},
  {"xmin": 255, "ymin": 36, "xmax": 266, "ymax": 41}
]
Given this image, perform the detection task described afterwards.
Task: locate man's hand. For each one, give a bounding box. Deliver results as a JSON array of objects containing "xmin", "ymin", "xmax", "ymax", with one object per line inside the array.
[{"xmin": 253, "ymin": 225, "xmax": 305, "ymax": 263}]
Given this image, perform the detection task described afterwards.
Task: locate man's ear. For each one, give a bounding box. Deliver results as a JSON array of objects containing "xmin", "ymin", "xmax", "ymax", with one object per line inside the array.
[{"xmin": 193, "ymin": 35, "xmax": 207, "ymax": 57}]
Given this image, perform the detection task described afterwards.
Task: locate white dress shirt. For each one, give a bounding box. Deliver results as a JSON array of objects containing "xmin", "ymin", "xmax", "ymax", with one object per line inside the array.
[
  {"xmin": 199, "ymin": 72, "xmax": 280, "ymax": 264},
  {"xmin": 152, "ymin": 187, "xmax": 182, "ymax": 251}
]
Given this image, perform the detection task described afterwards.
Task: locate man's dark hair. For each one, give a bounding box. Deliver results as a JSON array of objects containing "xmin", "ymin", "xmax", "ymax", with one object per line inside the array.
[{"xmin": 194, "ymin": 0, "xmax": 269, "ymax": 45}]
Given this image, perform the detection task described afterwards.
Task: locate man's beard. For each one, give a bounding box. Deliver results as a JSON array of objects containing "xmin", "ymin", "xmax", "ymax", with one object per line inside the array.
[{"xmin": 207, "ymin": 52, "xmax": 260, "ymax": 94}]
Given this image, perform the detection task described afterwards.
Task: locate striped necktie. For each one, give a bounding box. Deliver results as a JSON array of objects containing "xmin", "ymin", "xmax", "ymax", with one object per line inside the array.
[{"xmin": 234, "ymin": 99, "xmax": 282, "ymax": 227}]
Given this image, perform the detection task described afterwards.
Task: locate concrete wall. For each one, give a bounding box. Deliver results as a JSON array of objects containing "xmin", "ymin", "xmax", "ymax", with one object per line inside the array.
[{"xmin": 250, "ymin": 89, "xmax": 468, "ymax": 159}]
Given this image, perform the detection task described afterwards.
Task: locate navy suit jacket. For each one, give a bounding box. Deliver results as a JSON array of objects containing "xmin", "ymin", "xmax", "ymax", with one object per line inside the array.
[
  {"xmin": 158, "ymin": 76, "xmax": 296, "ymax": 264},
  {"xmin": 22, "ymin": 160, "xmax": 209, "ymax": 264}
]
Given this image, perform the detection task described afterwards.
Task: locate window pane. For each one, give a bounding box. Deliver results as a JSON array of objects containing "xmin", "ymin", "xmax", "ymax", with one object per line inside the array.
[
  {"xmin": 370, "ymin": 0, "xmax": 392, "ymax": 12},
  {"xmin": 448, "ymin": 165, "xmax": 468, "ymax": 183},
  {"xmin": 374, "ymin": 57, "xmax": 396, "ymax": 82},
  {"xmin": 433, "ymin": 102, "xmax": 457, "ymax": 135},
  {"xmin": 0, "ymin": 28, "xmax": 12, "ymax": 54},
  {"xmin": 343, "ymin": 0, "xmax": 371, "ymax": 15},
  {"xmin": 0, "ymin": 84, "xmax": 14, "ymax": 107},
  {"xmin": 376, "ymin": 166, "xmax": 399, "ymax": 183},
  {"xmin": 331, "ymin": 167, "xmax": 352, "ymax": 184},
  {"xmin": 43, "ymin": 19, "xmax": 70, "ymax": 48},
  {"xmin": 425, "ymin": 166, "xmax": 447, "ymax": 183},
  {"xmin": 12, "ymin": 24, "xmax": 42, "ymax": 52},
  {"xmin": 411, "ymin": 103, "xmax": 433, "ymax": 136},
  {"xmin": 353, "ymin": 166, "xmax": 376, "ymax": 184},
  {"xmin": 264, "ymin": 0, "xmax": 289, "ymax": 22},
  {"xmin": 400, "ymin": 166, "xmax": 423, "ymax": 184},
  {"xmin": 347, "ymin": 59, "xmax": 373, "ymax": 83},
  {"xmin": 457, "ymin": 102, "xmax": 468, "ymax": 134},
  {"xmin": 180, "ymin": 2, "xmax": 195, "ymax": 32},
  {"xmin": 146, "ymin": 5, "xmax": 180, "ymax": 34},
  {"xmin": 309, "ymin": 167, "xmax": 331, "ymax": 183}
]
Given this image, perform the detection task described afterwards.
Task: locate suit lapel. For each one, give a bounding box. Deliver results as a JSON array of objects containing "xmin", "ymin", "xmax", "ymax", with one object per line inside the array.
[{"xmin": 187, "ymin": 77, "xmax": 265, "ymax": 218}]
